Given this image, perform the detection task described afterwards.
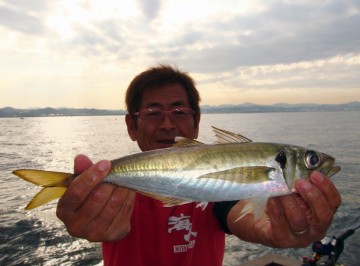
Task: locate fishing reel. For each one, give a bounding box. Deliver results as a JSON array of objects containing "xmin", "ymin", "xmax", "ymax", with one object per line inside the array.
[{"xmin": 302, "ymin": 227, "xmax": 358, "ymax": 266}]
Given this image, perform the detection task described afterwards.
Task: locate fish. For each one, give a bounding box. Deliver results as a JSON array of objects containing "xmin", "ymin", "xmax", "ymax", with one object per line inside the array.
[{"xmin": 13, "ymin": 126, "xmax": 340, "ymax": 220}]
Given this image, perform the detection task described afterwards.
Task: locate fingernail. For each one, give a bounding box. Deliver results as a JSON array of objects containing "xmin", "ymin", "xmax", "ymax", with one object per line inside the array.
[
  {"xmin": 298, "ymin": 179, "xmax": 312, "ymax": 191},
  {"xmin": 98, "ymin": 160, "xmax": 110, "ymax": 172}
]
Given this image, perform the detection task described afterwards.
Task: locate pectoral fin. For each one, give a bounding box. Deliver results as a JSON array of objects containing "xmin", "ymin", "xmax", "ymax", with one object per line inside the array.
[
  {"xmin": 234, "ymin": 195, "xmax": 269, "ymax": 222},
  {"xmin": 198, "ymin": 166, "xmax": 274, "ymax": 184}
]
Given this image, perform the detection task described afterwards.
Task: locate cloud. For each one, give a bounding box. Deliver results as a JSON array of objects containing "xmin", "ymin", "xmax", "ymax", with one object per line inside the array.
[
  {"xmin": 0, "ymin": 5, "xmax": 47, "ymax": 35},
  {"xmin": 1, "ymin": 0, "xmax": 48, "ymax": 11},
  {"xmin": 144, "ymin": 0, "xmax": 360, "ymax": 73},
  {"xmin": 62, "ymin": 19, "xmax": 142, "ymax": 62},
  {"xmin": 136, "ymin": 0, "xmax": 162, "ymax": 21},
  {"xmin": 194, "ymin": 55, "xmax": 360, "ymax": 96},
  {"xmin": 0, "ymin": 0, "xmax": 359, "ymax": 108}
]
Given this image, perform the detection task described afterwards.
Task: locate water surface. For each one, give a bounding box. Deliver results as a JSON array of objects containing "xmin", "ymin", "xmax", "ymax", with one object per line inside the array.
[{"xmin": 1, "ymin": 112, "xmax": 359, "ymax": 265}]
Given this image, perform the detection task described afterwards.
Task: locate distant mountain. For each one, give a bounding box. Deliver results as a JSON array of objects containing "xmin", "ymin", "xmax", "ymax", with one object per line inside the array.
[
  {"xmin": 0, "ymin": 102, "xmax": 359, "ymax": 117},
  {"xmin": 200, "ymin": 102, "xmax": 360, "ymax": 113},
  {"xmin": 0, "ymin": 107, "xmax": 126, "ymax": 118}
]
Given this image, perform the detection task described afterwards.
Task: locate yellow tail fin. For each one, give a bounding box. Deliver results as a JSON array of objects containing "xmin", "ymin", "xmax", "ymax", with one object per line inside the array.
[
  {"xmin": 12, "ymin": 169, "xmax": 74, "ymax": 210},
  {"xmin": 25, "ymin": 187, "xmax": 67, "ymax": 210}
]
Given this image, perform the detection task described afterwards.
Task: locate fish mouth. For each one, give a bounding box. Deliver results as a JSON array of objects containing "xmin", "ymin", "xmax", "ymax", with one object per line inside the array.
[
  {"xmin": 320, "ymin": 155, "xmax": 341, "ymax": 177},
  {"xmin": 308, "ymin": 152, "xmax": 340, "ymax": 178},
  {"xmin": 328, "ymin": 165, "xmax": 341, "ymax": 177},
  {"xmin": 291, "ymin": 165, "xmax": 341, "ymax": 194}
]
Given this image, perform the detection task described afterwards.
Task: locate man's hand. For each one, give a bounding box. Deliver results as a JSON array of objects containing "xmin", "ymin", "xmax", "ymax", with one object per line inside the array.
[
  {"xmin": 227, "ymin": 171, "xmax": 341, "ymax": 248},
  {"xmin": 56, "ymin": 154, "xmax": 135, "ymax": 242}
]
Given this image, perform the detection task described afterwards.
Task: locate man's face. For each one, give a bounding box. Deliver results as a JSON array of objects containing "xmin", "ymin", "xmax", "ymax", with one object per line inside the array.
[{"xmin": 126, "ymin": 84, "xmax": 200, "ymax": 151}]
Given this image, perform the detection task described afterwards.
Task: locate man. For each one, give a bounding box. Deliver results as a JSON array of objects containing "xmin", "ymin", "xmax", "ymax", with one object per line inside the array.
[{"xmin": 56, "ymin": 65, "xmax": 341, "ymax": 265}]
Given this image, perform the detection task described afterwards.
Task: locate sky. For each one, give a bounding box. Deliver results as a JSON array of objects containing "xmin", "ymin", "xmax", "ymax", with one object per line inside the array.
[{"xmin": 0, "ymin": 0, "xmax": 359, "ymax": 110}]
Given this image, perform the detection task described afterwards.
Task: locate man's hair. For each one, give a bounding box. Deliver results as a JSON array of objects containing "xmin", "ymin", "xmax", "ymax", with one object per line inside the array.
[{"xmin": 125, "ymin": 64, "xmax": 201, "ymax": 116}]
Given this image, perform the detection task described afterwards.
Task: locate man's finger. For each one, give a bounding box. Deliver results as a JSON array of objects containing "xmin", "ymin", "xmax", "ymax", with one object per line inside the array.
[
  {"xmin": 74, "ymin": 154, "xmax": 94, "ymax": 174},
  {"xmin": 58, "ymin": 160, "xmax": 111, "ymax": 214}
]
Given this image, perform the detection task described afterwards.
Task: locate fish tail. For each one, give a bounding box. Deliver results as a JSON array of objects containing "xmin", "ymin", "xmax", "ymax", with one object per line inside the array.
[
  {"xmin": 12, "ymin": 169, "xmax": 74, "ymax": 210},
  {"xmin": 25, "ymin": 186, "xmax": 68, "ymax": 210}
]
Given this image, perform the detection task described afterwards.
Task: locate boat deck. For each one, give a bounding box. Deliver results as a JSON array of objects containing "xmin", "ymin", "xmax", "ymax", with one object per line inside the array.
[{"xmin": 241, "ymin": 253, "xmax": 302, "ymax": 266}]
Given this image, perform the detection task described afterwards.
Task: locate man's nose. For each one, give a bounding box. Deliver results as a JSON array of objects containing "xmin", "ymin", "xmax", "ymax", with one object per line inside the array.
[{"xmin": 159, "ymin": 112, "xmax": 176, "ymax": 130}]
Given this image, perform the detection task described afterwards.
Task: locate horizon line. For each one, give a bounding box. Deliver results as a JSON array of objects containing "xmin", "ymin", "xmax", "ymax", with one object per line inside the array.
[{"xmin": 1, "ymin": 101, "xmax": 359, "ymax": 110}]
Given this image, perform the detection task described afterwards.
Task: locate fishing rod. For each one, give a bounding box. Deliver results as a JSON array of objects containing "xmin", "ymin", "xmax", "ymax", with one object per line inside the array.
[{"xmin": 302, "ymin": 225, "xmax": 360, "ymax": 266}]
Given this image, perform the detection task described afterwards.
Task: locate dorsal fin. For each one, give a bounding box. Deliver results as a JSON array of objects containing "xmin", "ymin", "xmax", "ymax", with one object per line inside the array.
[
  {"xmin": 173, "ymin": 137, "xmax": 204, "ymax": 147},
  {"xmin": 212, "ymin": 126, "xmax": 252, "ymax": 144}
]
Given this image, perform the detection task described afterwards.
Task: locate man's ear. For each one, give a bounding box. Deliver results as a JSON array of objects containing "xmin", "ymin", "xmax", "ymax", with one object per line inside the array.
[{"xmin": 125, "ymin": 114, "xmax": 138, "ymax": 141}]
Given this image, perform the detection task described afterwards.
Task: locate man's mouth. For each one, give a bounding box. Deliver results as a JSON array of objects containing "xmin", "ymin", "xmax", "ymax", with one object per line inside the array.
[{"xmin": 157, "ymin": 139, "xmax": 176, "ymax": 145}]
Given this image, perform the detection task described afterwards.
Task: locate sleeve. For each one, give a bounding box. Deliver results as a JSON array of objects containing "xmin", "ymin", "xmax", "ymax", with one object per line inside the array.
[{"xmin": 213, "ymin": 201, "xmax": 238, "ymax": 234}]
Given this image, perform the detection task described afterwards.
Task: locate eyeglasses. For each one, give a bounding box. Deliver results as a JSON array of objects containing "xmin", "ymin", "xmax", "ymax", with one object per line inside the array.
[{"xmin": 133, "ymin": 107, "xmax": 195, "ymax": 122}]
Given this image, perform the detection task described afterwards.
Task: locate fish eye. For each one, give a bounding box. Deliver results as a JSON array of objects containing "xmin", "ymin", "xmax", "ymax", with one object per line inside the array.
[
  {"xmin": 305, "ymin": 150, "xmax": 320, "ymax": 169},
  {"xmin": 275, "ymin": 150, "xmax": 287, "ymax": 169}
]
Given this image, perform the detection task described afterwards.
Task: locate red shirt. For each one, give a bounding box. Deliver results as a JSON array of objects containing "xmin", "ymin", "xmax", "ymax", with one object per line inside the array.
[{"xmin": 102, "ymin": 194, "xmax": 225, "ymax": 266}]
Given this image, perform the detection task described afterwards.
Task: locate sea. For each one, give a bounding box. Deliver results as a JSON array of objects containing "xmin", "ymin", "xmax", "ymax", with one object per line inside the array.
[{"xmin": 1, "ymin": 112, "xmax": 359, "ymax": 266}]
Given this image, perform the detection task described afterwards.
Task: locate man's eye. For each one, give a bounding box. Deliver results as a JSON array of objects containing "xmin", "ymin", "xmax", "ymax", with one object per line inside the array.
[
  {"xmin": 173, "ymin": 109, "xmax": 187, "ymax": 115},
  {"xmin": 145, "ymin": 110, "xmax": 162, "ymax": 116},
  {"xmin": 173, "ymin": 111, "xmax": 185, "ymax": 115}
]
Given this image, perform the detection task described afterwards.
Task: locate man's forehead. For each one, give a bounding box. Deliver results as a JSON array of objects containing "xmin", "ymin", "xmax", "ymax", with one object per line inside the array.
[
  {"xmin": 140, "ymin": 84, "xmax": 190, "ymax": 108},
  {"xmin": 142, "ymin": 100, "xmax": 188, "ymax": 108}
]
